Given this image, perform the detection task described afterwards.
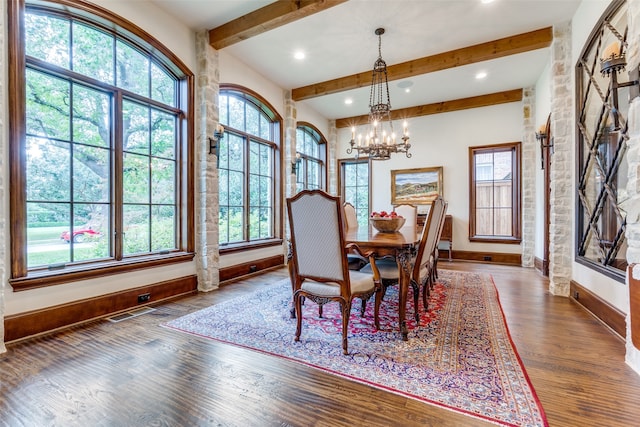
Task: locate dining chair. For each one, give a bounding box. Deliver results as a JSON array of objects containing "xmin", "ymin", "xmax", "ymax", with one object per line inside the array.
[
  {"xmin": 287, "ymin": 190, "xmax": 382, "ymax": 355},
  {"xmin": 432, "ymin": 209, "xmax": 450, "ymax": 283},
  {"xmin": 360, "ymin": 196, "xmax": 447, "ymax": 322},
  {"xmin": 343, "ymin": 202, "xmax": 369, "ymax": 270},
  {"xmin": 393, "ymin": 204, "xmax": 417, "ymax": 228}
]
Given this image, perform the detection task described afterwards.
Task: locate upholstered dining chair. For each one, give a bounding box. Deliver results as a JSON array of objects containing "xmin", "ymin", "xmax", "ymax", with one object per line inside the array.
[
  {"xmin": 360, "ymin": 196, "xmax": 447, "ymax": 321},
  {"xmin": 287, "ymin": 190, "xmax": 382, "ymax": 355},
  {"xmin": 393, "ymin": 204, "xmax": 417, "ymax": 228},
  {"xmin": 343, "ymin": 202, "xmax": 368, "ymax": 270}
]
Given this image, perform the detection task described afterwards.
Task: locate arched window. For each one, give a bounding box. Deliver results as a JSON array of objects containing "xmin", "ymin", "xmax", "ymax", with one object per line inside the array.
[
  {"xmin": 295, "ymin": 123, "xmax": 327, "ymax": 190},
  {"xmin": 8, "ymin": 0, "xmax": 194, "ymax": 290},
  {"xmin": 218, "ymin": 86, "xmax": 282, "ymax": 247}
]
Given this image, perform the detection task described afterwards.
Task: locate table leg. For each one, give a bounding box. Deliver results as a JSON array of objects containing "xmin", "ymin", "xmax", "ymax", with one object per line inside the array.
[{"xmin": 396, "ymin": 248, "xmax": 413, "ymax": 341}]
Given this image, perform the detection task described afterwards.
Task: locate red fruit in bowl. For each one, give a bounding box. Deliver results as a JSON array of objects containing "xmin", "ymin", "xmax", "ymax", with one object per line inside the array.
[
  {"xmin": 380, "ymin": 210, "xmax": 388, "ymax": 217},
  {"xmin": 390, "ymin": 211, "xmax": 397, "ymax": 217}
]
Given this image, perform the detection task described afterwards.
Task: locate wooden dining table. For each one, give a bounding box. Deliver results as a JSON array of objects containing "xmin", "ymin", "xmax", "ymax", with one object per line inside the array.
[{"xmin": 344, "ymin": 224, "xmax": 421, "ymax": 341}]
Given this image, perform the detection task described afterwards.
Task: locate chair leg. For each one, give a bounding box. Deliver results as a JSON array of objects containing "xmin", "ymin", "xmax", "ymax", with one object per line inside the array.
[
  {"xmin": 341, "ymin": 301, "xmax": 351, "ymax": 355},
  {"xmin": 410, "ymin": 280, "xmax": 420, "ymax": 324},
  {"xmin": 294, "ymin": 293, "xmax": 303, "ymax": 342},
  {"xmin": 422, "ymin": 275, "xmax": 431, "ymax": 310},
  {"xmin": 374, "ymin": 285, "xmax": 382, "ymax": 330},
  {"xmin": 318, "ymin": 304, "xmax": 323, "ymax": 318},
  {"xmin": 360, "ymin": 298, "xmax": 367, "ymax": 317}
]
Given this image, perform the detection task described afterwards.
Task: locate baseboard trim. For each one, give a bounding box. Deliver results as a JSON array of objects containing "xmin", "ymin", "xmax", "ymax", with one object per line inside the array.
[
  {"xmin": 534, "ymin": 256, "xmax": 543, "ymax": 272},
  {"xmin": 453, "ymin": 250, "xmax": 521, "ymax": 266},
  {"xmin": 4, "ymin": 275, "xmax": 197, "ymax": 343},
  {"xmin": 219, "ymin": 255, "xmax": 285, "ymax": 284},
  {"xmin": 570, "ymin": 280, "xmax": 626, "ymax": 339}
]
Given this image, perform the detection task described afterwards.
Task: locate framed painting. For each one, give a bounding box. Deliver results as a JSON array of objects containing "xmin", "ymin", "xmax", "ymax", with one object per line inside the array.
[{"xmin": 391, "ymin": 166, "xmax": 443, "ymax": 205}]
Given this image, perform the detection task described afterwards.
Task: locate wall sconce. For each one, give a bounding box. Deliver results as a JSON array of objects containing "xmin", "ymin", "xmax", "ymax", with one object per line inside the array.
[
  {"xmin": 535, "ymin": 124, "xmax": 553, "ymax": 170},
  {"xmin": 600, "ymin": 41, "xmax": 640, "ymax": 130},
  {"xmin": 291, "ymin": 153, "xmax": 301, "ymax": 174},
  {"xmin": 209, "ymin": 124, "xmax": 224, "ymax": 156}
]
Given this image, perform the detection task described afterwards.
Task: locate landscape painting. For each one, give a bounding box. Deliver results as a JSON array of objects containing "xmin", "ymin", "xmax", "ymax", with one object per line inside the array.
[{"xmin": 391, "ymin": 167, "xmax": 443, "ymax": 205}]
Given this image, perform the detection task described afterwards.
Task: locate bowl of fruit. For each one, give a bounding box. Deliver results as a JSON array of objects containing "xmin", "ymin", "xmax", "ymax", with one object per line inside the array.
[{"xmin": 369, "ymin": 210, "xmax": 406, "ymax": 233}]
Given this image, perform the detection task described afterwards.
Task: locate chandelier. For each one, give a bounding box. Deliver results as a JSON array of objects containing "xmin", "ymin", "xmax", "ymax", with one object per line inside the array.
[{"xmin": 346, "ymin": 28, "xmax": 411, "ymax": 160}]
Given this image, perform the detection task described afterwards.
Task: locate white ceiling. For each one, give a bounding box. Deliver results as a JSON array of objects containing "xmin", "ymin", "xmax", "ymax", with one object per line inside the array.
[{"xmin": 147, "ymin": 0, "xmax": 582, "ymax": 120}]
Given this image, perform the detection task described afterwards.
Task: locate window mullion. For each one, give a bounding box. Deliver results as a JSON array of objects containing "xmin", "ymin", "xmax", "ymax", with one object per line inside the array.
[{"xmin": 113, "ymin": 90, "xmax": 124, "ymax": 260}]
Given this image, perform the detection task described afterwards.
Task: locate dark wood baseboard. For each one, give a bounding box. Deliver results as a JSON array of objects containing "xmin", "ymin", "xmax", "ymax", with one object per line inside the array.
[
  {"xmin": 534, "ymin": 256, "xmax": 543, "ymax": 272},
  {"xmin": 534, "ymin": 256, "xmax": 549, "ymax": 276},
  {"xmin": 219, "ymin": 255, "xmax": 285, "ymax": 284},
  {"xmin": 4, "ymin": 275, "xmax": 197, "ymax": 343},
  {"xmin": 570, "ymin": 280, "xmax": 626, "ymax": 339},
  {"xmin": 453, "ymin": 250, "xmax": 521, "ymax": 266}
]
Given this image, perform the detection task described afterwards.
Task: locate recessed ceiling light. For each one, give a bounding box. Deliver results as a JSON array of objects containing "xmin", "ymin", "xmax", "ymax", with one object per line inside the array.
[
  {"xmin": 475, "ymin": 71, "xmax": 488, "ymax": 79},
  {"xmin": 397, "ymin": 80, "xmax": 413, "ymax": 89},
  {"xmin": 344, "ymin": 98, "xmax": 353, "ymax": 105},
  {"xmin": 481, "ymin": 0, "xmax": 495, "ymax": 4},
  {"xmin": 294, "ymin": 51, "xmax": 305, "ymax": 60},
  {"xmin": 405, "ymin": 88, "xmax": 411, "ymax": 93}
]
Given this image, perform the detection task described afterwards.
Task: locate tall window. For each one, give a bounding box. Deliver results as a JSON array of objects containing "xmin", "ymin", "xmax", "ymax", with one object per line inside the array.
[
  {"xmin": 576, "ymin": 0, "xmax": 628, "ymax": 280},
  {"xmin": 9, "ymin": 0, "xmax": 194, "ymax": 289},
  {"xmin": 339, "ymin": 159, "xmax": 370, "ymax": 226},
  {"xmin": 469, "ymin": 142, "xmax": 521, "ymax": 243},
  {"xmin": 218, "ymin": 87, "xmax": 281, "ymax": 247},
  {"xmin": 295, "ymin": 123, "xmax": 326, "ymax": 190}
]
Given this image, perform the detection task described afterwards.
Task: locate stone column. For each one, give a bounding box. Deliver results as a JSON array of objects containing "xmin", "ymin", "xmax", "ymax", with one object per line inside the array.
[
  {"xmin": 625, "ymin": 0, "xmax": 640, "ymax": 373},
  {"xmin": 283, "ymin": 90, "xmax": 297, "ymax": 249},
  {"xmin": 194, "ymin": 31, "xmax": 220, "ymax": 292},
  {"xmin": 521, "ymin": 87, "xmax": 536, "ymax": 268},
  {"xmin": 328, "ymin": 120, "xmax": 338, "ymax": 195},
  {"xmin": 0, "ymin": 0, "xmax": 6, "ymax": 353},
  {"xmin": 283, "ymin": 90, "xmax": 297, "ymax": 199},
  {"xmin": 548, "ymin": 22, "xmax": 572, "ymax": 296}
]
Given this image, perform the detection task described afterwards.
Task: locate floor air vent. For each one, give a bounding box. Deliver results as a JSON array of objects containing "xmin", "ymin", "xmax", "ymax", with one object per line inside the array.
[{"xmin": 107, "ymin": 307, "xmax": 155, "ymax": 323}]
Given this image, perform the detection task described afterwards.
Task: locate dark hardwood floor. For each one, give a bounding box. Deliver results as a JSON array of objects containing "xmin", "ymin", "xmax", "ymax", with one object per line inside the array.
[{"xmin": 2, "ymin": 262, "xmax": 640, "ymax": 426}]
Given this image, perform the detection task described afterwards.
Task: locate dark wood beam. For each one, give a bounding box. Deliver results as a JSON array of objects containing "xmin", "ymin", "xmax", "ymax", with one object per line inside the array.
[
  {"xmin": 334, "ymin": 89, "xmax": 523, "ymax": 128},
  {"xmin": 209, "ymin": 0, "xmax": 348, "ymax": 49},
  {"xmin": 293, "ymin": 27, "xmax": 552, "ymax": 101}
]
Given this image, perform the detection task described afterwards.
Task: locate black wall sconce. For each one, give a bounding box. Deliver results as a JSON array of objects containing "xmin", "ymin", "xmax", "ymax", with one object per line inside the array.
[
  {"xmin": 209, "ymin": 124, "xmax": 224, "ymax": 168},
  {"xmin": 535, "ymin": 125, "xmax": 553, "ymax": 170},
  {"xmin": 291, "ymin": 153, "xmax": 301, "ymax": 174},
  {"xmin": 600, "ymin": 41, "xmax": 640, "ymax": 130},
  {"xmin": 209, "ymin": 124, "xmax": 224, "ymax": 155}
]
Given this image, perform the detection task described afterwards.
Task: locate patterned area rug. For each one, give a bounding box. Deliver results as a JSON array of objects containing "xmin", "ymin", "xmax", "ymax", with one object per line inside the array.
[{"xmin": 163, "ymin": 270, "xmax": 547, "ymax": 427}]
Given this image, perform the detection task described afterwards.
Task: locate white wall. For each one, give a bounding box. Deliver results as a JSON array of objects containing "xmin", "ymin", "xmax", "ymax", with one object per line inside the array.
[{"xmin": 337, "ymin": 102, "xmax": 524, "ymax": 254}]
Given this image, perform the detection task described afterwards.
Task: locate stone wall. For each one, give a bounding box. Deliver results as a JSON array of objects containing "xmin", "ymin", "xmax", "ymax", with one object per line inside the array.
[
  {"xmin": 625, "ymin": 0, "xmax": 640, "ymax": 373},
  {"xmin": 548, "ymin": 22, "xmax": 573, "ymax": 297},
  {"xmin": 522, "ymin": 87, "xmax": 536, "ymax": 268},
  {"xmin": 194, "ymin": 31, "xmax": 220, "ymax": 292}
]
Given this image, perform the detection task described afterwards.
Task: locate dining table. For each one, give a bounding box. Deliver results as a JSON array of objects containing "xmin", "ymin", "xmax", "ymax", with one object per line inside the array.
[{"xmin": 344, "ymin": 223, "xmax": 421, "ymax": 341}]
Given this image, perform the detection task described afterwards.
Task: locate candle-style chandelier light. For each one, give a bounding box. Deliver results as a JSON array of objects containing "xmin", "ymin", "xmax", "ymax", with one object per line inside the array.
[{"xmin": 346, "ymin": 28, "xmax": 411, "ymax": 160}]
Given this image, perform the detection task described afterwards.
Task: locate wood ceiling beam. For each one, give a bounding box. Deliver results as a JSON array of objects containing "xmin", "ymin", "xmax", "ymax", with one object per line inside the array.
[
  {"xmin": 293, "ymin": 27, "xmax": 552, "ymax": 101},
  {"xmin": 334, "ymin": 89, "xmax": 523, "ymax": 128},
  {"xmin": 209, "ymin": 0, "xmax": 348, "ymax": 49}
]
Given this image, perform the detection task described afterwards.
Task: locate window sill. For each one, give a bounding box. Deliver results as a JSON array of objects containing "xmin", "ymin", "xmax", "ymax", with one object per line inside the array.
[
  {"xmin": 9, "ymin": 252, "xmax": 196, "ymax": 292},
  {"xmin": 469, "ymin": 236, "xmax": 522, "ymax": 244},
  {"xmin": 219, "ymin": 238, "xmax": 284, "ymax": 255}
]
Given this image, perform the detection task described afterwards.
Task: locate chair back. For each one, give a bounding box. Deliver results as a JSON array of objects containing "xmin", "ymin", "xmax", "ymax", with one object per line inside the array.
[
  {"xmin": 343, "ymin": 202, "xmax": 359, "ymax": 229},
  {"xmin": 288, "ymin": 190, "xmax": 348, "ymax": 283},
  {"xmin": 393, "ymin": 204, "xmax": 417, "ymax": 227},
  {"xmin": 413, "ymin": 196, "xmax": 447, "ymax": 282}
]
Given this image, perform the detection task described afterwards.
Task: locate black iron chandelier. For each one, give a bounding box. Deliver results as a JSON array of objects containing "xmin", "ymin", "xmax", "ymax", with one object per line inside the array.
[{"xmin": 346, "ymin": 28, "xmax": 411, "ymax": 160}]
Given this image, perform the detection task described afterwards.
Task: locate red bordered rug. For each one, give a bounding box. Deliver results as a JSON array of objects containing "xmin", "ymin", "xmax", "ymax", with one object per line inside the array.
[{"xmin": 163, "ymin": 270, "xmax": 547, "ymax": 427}]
